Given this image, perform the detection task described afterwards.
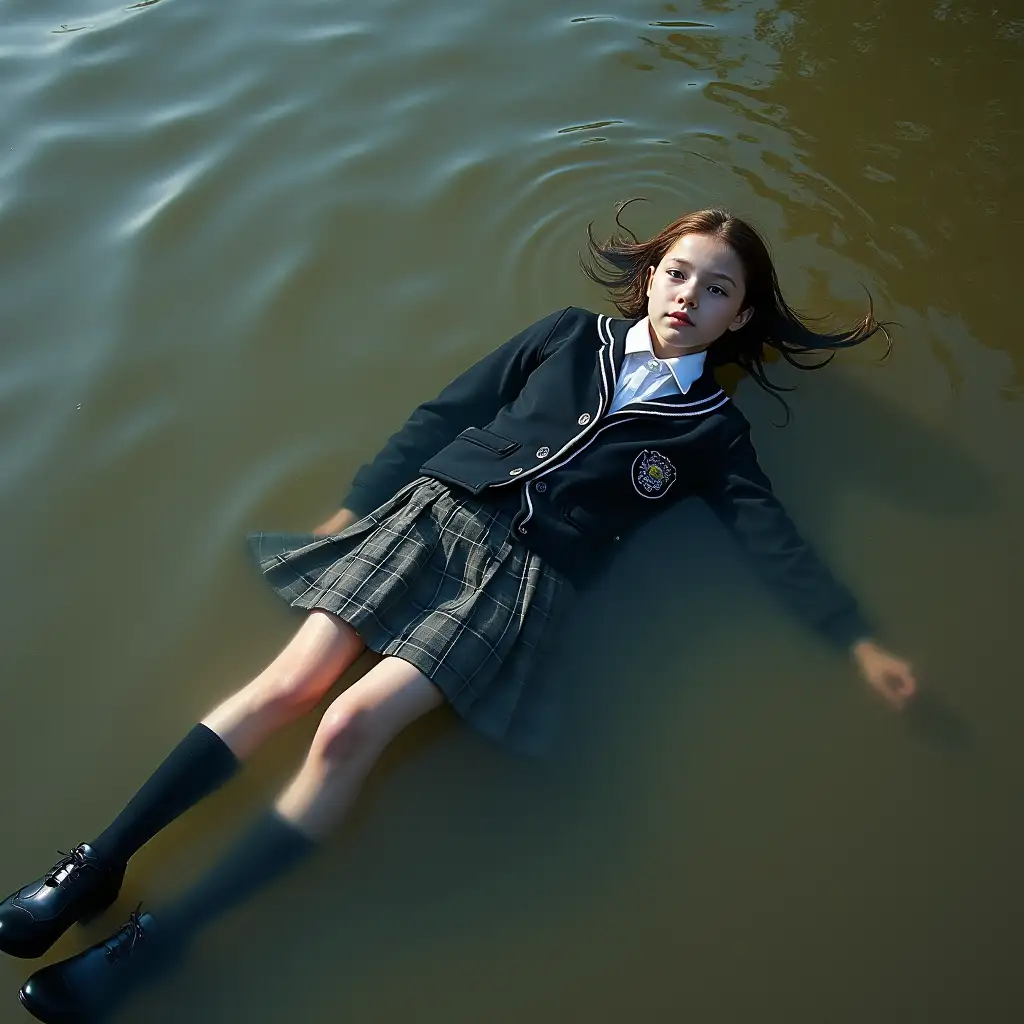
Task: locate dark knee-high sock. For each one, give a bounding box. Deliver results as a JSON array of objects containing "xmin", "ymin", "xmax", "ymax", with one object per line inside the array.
[
  {"xmin": 89, "ymin": 724, "xmax": 240, "ymax": 866},
  {"xmin": 157, "ymin": 811, "xmax": 314, "ymax": 942}
]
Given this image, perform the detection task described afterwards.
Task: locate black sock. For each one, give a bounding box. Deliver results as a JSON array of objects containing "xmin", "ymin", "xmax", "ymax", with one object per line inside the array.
[
  {"xmin": 157, "ymin": 811, "xmax": 315, "ymax": 942},
  {"xmin": 89, "ymin": 724, "xmax": 240, "ymax": 865}
]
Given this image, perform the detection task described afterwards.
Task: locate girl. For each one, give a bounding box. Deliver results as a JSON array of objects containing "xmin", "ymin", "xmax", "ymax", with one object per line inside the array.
[{"xmin": 2, "ymin": 206, "xmax": 916, "ymax": 1021}]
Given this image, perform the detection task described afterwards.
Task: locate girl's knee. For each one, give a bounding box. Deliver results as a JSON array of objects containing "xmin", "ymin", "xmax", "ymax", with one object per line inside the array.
[
  {"xmin": 308, "ymin": 658, "xmax": 442, "ymax": 770},
  {"xmin": 313, "ymin": 700, "xmax": 385, "ymax": 766}
]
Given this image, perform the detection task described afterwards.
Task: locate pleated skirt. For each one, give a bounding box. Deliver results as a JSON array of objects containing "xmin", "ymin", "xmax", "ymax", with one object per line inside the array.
[{"xmin": 247, "ymin": 477, "xmax": 573, "ymax": 754}]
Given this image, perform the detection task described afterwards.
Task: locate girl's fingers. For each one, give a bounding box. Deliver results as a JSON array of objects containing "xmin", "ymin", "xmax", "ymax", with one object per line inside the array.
[
  {"xmin": 887, "ymin": 668, "xmax": 917, "ymax": 707},
  {"xmin": 895, "ymin": 666, "xmax": 917, "ymax": 697},
  {"xmin": 871, "ymin": 665, "xmax": 915, "ymax": 708}
]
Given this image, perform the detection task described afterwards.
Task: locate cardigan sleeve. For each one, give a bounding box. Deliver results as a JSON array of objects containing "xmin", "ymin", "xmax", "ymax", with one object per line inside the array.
[
  {"xmin": 341, "ymin": 307, "xmax": 573, "ymax": 518},
  {"xmin": 701, "ymin": 420, "xmax": 871, "ymax": 650}
]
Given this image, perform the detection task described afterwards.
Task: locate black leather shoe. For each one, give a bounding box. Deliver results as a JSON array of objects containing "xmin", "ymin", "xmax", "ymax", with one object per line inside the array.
[
  {"xmin": 0, "ymin": 845, "xmax": 125, "ymax": 959},
  {"xmin": 19, "ymin": 908, "xmax": 175, "ymax": 1023}
]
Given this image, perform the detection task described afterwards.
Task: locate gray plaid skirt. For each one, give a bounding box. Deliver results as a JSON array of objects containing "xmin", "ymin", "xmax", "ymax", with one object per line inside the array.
[{"xmin": 246, "ymin": 477, "xmax": 573, "ymax": 754}]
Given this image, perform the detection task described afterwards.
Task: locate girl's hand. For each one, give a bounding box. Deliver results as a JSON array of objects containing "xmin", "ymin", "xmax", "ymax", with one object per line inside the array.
[
  {"xmin": 851, "ymin": 639, "xmax": 917, "ymax": 710},
  {"xmin": 313, "ymin": 508, "xmax": 358, "ymax": 536}
]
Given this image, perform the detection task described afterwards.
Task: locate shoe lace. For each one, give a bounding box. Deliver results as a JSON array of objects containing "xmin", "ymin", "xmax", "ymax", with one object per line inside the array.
[
  {"xmin": 103, "ymin": 905, "xmax": 148, "ymax": 964},
  {"xmin": 44, "ymin": 847, "xmax": 87, "ymax": 888}
]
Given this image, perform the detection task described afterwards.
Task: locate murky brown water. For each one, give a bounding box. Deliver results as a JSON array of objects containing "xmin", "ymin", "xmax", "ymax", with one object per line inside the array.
[{"xmin": 1, "ymin": 0, "xmax": 1022, "ymax": 1021}]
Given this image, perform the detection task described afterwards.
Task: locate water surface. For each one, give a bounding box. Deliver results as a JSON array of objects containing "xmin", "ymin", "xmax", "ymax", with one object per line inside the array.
[{"xmin": 1, "ymin": 0, "xmax": 1022, "ymax": 1020}]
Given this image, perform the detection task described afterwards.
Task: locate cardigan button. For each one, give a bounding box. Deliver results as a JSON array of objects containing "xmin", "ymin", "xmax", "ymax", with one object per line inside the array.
[
  {"xmin": 578, "ymin": 413, "xmax": 591, "ymax": 425},
  {"xmin": 536, "ymin": 446, "xmax": 550, "ymax": 459},
  {"xmin": 508, "ymin": 467, "xmax": 523, "ymax": 476},
  {"xmin": 535, "ymin": 481, "xmax": 547, "ymax": 493}
]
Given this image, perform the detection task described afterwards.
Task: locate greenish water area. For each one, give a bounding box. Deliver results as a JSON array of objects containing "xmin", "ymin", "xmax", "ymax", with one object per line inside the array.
[{"xmin": 1, "ymin": 0, "xmax": 1021, "ymax": 1020}]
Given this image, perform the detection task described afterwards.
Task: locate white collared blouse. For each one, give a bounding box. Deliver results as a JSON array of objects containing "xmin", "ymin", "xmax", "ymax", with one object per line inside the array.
[{"xmin": 606, "ymin": 316, "xmax": 707, "ymax": 414}]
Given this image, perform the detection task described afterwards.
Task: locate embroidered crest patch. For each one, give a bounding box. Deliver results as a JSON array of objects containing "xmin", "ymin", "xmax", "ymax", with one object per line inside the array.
[{"xmin": 632, "ymin": 449, "xmax": 677, "ymax": 499}]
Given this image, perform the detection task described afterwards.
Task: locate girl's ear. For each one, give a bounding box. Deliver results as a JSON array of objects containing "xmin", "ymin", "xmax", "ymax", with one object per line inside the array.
[
  {"xmin": 729, "ymin": 306, "xmax": 754, "ymax": 332},
  {"xmin": 645, "ymin": 266, "xmax": 656, "ymax": 297}
]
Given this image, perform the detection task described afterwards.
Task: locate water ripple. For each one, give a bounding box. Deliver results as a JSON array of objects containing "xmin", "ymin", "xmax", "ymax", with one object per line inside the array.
[{"xmin": 117, "ymin": 150, "xmax": 222, "ymax": 237}]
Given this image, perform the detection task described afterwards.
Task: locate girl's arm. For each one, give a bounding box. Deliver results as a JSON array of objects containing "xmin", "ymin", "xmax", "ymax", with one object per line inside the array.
[
  {"xmin": 340, "ymin": 307, "xmax": 574, "ymax": 519},
  {"xmin": 703, "ymin": 421, "xmax": 916, "ymax": 708}
]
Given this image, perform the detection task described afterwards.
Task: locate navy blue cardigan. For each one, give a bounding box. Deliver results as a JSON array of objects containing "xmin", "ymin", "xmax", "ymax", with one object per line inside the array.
[{"xmin": 342, "ymin": 306, "xmax": 869, "ymax": 649}]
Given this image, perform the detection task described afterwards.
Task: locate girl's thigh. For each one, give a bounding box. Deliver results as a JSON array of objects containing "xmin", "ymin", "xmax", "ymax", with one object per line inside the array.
[{"xmin": 264, "ymin": 609, "xmax": 367, "ymax": 692}]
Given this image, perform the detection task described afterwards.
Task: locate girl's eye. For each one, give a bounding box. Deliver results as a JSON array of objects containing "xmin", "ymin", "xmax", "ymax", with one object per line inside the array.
[
  {"xmin": 667, "ymin": 269, "xmax": 685, "ymax": 280},
  {"xmin": 708, "ymin": 285, "xmax": 726, "ymax": 296}
]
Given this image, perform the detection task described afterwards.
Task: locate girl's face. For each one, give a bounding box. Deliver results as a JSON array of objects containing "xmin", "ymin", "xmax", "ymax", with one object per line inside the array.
[{"xmin": 645, "ymin": 233, "xmax": 753, "ymax": 357}]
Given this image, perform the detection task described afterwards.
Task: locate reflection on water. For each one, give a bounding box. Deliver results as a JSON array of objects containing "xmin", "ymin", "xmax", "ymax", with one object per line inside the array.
[{"xmin": 0, "ymin": 0, "xmax": 1022, "ymax": 1021}]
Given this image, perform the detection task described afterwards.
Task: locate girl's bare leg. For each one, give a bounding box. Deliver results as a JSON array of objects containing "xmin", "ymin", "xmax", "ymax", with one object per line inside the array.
[
  {"xmin": 144, "ymin": 657, "xmax": 443, "ymax": 941},
  {"xmin": 77, "ymin": 611, "xmax": 365, "ymax": 867},
  {"xmin": 275, "ymin": 655, "xmax": 444, "ymax": 838},
  {"xmin": 202, "ymin": 609, "xmax": 367, "ymax": 760}
]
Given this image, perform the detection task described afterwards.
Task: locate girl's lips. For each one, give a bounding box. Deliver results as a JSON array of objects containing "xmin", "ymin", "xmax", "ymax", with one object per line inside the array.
[{"xmin": 669, "ymin": 312, "xmax": 694, "ymax": 326}]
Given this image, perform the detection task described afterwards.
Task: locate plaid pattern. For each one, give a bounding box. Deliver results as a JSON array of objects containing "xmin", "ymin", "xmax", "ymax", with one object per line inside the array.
[{"xmin": 247, "ymin": 477, "xmax": 572, "ymax": 754}]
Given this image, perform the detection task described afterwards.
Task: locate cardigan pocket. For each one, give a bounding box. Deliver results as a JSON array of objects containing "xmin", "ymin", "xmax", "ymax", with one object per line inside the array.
[{"xmin": 458, "ymin": 426, "xmax": 521, "ymax": 457}]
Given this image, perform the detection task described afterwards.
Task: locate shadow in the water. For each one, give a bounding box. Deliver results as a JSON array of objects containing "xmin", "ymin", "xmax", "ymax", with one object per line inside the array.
[
  {"xmin": 719, "ymin": 353, "xmax": 992, "ymax": 517},
  {"xmin": 903, "ymin": 688, "xmax": 973, "ymax": 752}
]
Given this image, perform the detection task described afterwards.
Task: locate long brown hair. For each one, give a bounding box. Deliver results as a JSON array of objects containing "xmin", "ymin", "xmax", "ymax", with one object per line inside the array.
[{"xmin": 581, "ymin": 200, "xmax": 891, "ymax": 420}]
